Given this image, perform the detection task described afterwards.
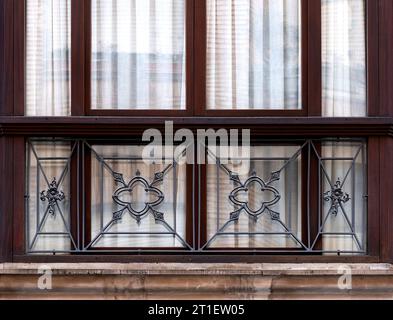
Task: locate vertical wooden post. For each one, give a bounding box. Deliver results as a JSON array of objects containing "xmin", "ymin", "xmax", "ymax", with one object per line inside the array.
[
  {"xmin": 377, "ymin": 0, "xmax": 393, "ymax": 262},
  {"xmin": 0, "ymin": 137, "xmax": 14, "ymax": 262}
]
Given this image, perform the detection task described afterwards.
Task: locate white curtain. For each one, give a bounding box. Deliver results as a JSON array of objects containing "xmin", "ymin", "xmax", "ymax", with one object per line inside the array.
[
  {"xmin": 26, "ymin": 0, "xmax": 71, "ymax": 116},
  {"xmin": 322, "ymin": 0, "xmax": 366, "ymax": 116},
  {"xmin": 25, "ymin": 0, "xmax": 366, "ymax": 116},
  {"xmin": 25, "ymin": 1, "xmax": 367, "ymax": 253},
  {"xmin": 206, "ymin": 0, "xmax": 302, "ymax": 110},
  {"xmin": 91, "ymin": 0, "xmax": 186, "ymax": 110}
]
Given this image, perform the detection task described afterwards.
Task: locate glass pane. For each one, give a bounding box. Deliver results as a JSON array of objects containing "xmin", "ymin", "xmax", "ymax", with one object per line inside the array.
[
  {"xmin": 26, "ymin": 141, "xmax": 74, "ymax": 252},
  {"xmin": 26, "ymin": 0, "xmax": 71, "ymax": 116},
  {"xmin": 90, "ymin": 145, "xmax": 187, "ymax": 248},
  {"xmin": 91, "ymin": 0, "xmax": 186, "ymax": 110},
  {"xmin": 206, "ymin": 145, "xmax": 302, "ymax": 248},
  {"xmin": 322, "ymin": 0, "xmax": 366, "ymax": 116},
  {"xmin": 206, "ymin": 0, "xmax": 302, "ymax": 110},
  {"xmin": 321, "ymin": 140, "xmax": 367, "ymax": 253}
]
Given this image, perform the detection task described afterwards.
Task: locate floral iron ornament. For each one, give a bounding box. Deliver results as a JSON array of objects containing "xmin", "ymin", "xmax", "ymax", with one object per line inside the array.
[
  {"xmin": 229, "ymin": 171, "xmax": 281, "ymax": 222},
  {"xmin": 112, "ymin": 170, "xmax": 165, "ymax": 225},
  {"xmin": 40, "ymin": 178, "xmax": 65, "ymax": 216},
  {"xmin": 324, "ymin": 178, "xmax": 350, "ymax": 216}
]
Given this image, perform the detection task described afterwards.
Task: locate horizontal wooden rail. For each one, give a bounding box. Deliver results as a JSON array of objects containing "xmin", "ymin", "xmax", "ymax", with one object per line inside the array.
[{"xmin": 0, "ymin": 117, "xmax": 392, "ymax": 137}]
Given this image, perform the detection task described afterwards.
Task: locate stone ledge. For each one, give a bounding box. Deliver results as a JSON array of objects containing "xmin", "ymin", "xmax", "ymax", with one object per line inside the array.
[
  {"xmin": 1, "ymin": 263, "xmax": 392, "ymax": 276},
  {"xmin": 1, "ymin": 263, "xmax": 393, "ymax": 300}
]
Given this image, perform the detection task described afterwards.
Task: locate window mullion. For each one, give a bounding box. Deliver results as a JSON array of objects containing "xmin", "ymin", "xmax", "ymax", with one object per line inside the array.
[{"xmin": 71, "ymin": 0, "xmax": 88, "ymax": 116}]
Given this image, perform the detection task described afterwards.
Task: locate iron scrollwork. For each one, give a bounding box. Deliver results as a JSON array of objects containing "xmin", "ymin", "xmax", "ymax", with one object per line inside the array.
[
  {"xmin": 324, "ymin": 178, "xmax": 350, "ymax": 216},
  {"xmin": 40, "ymin": 178, "xmax": 65, "ymax": 216}
]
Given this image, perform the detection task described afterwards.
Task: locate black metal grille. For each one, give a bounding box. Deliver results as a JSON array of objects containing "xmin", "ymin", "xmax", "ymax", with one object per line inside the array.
[{"xmin": 25, "ymin": 138, "xmax": 367, "ymax": 255}]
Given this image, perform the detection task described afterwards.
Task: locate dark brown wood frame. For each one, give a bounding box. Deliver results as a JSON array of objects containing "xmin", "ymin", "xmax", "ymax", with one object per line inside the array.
[
  {"xmin": 5, "ymin": 0, "xmax": 380, "ymax": 117},
  {"xmin": 81, "ymin": 0, "xmax": 195, "ymax": 116},
  {"xmin": 0, "ymin": 0, "xmax": 392, "ymax": 263},
  {"xmin": 194, "ymin": 0, "xmax": 319, "ymax": 117}
]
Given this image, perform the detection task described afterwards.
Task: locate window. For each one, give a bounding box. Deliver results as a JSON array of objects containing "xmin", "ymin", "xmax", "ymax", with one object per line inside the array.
[
  {"xmin": 322, "ymin": 0, "xmax": 366, "ymax": 116},
  {"xmin": 206, "ymin": 0, "xmax": 302, "ymax": 110},
  {"xmin": 91, "ymin": 0, "xmax": 186, "ymax": 110},
  {"xmin": 26, "ymin": 0, "xmax": 71, "ymax": 116},
  {"xmin": 1, "ymin": 0, "xmax": 386, "ymax": 262},
  {"xmin": 25, "ymin": 138, "xmax": 367, "ymax": 254},
  {"xmin": 89, "ymin": 143, "xmax": 188, "ymax": 249},
  {"xmin": 24, "ymin": 0, "xmax": 367, "ymax": 116}
]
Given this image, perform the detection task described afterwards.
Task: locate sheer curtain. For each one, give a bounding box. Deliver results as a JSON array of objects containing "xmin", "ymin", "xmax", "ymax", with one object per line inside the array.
[
  {"xmin": 25, "ymin": 0, "xmax": 366, "ymax": 116},
  {"xmin": 322, "ymin": 0, "xmax": 366, "ymax": 116},
  {"xmin": 206, "ymin": 0, "xmax": 302, "ymax": 110},
  {"xmin": 91, "ymin": 0, "xmax": 186, "ymax": 110},
  {"xmin": 26, "ymin": 0, "xmax": 71, "ymax": 116},
  {"xmin": 25, "ymin": 1, "xmax": 368, "ymax": 253}
]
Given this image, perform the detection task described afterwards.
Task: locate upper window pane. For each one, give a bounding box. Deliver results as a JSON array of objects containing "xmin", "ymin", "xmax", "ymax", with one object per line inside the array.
[
  {"xmin": 206, "ymin": 0, "xmax": 302, "ymax": 110},
  {"xmin": 91, "ymin": 0, "xmax": 186, "ymax": 110},
  {"xmin": 322, "ymin": 0, "xmax": 366, "ymax": 117},
  {"xmin": 26, "ymin": 0, "xmax": 71, "ymax": 116}
]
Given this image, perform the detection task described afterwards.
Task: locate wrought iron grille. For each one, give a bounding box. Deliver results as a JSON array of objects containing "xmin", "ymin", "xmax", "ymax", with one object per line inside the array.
[{"xmin": 25, "ymin": 138, "xmax": 367, "ymax": 255}]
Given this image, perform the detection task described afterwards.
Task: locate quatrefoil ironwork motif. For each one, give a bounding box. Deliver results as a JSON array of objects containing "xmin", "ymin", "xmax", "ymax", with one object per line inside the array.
[
  {"xmin": 324, "ymin": 178, "xmax": 350, "ymax": 216},
  {"xmin": 40, "ymin": 178, "xmax": 65, "ymax": 216},
  {"xmin": 229, "ymin": 172, "xmax": 281, "ymax": 222},
  {"xmin": 112, "ymin": 170, "xmax": 165, "ymax": 225}
]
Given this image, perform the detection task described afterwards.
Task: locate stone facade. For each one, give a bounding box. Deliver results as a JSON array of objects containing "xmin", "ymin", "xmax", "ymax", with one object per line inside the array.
[{"xmin": 0, "ymin": 263, "xmax": 393, "ymax": 300}]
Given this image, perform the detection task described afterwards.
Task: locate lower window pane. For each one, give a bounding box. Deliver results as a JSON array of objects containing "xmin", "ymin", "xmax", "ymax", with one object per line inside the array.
[
  {"xmin": 25, "ymin": 138, "xmax": 367, "ymax": 254},
  {"xmin": 321, "ymin": 141, "xmax": 367, "ymax": 253},
  {"xmin": 89, "ymin": 145, "xmax": 188, "ymax": 248},
  {"xmin": 26, "ymin": 140, "xmax": 73, "ymax": 252},
  {"xmin": 206, "ymin": 145, "xmax": 303, "ymax": 249},
  {"xmin": 204, "ymin": 140, "xmax": 367, "ymax": 253}
]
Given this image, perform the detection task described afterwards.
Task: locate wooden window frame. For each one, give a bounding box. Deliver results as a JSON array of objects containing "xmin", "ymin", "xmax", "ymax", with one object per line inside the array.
[
  {"xmin": 10, "ymin": 0, "xmax": 380, "ymax": 117},
  {"xmin": 194, "ymin": 0, "xmax": 315, "ymax": 117},
  {"xmin": 81, "ymin": 0, "xmax": 195, "ymax": 117},
  {"xmin": 9, "ymin": 0, "xmax": 380, "ymax": 117},
  {"xmin": 0, "ymin": 0, "xmax": 392, "ymax": 263},
  {"xmin": 82, "ymin": 0, "xmax": 317, "ymax": 117},
  {"xmin": 15, "ymin": 0, "xmax": 321, "ymax": 117}
]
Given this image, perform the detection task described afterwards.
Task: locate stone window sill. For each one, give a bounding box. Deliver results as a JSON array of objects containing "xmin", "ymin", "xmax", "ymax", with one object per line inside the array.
[{"xmin": 0, "ymin": 263, "xmax": 392, "ymax": 299}]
